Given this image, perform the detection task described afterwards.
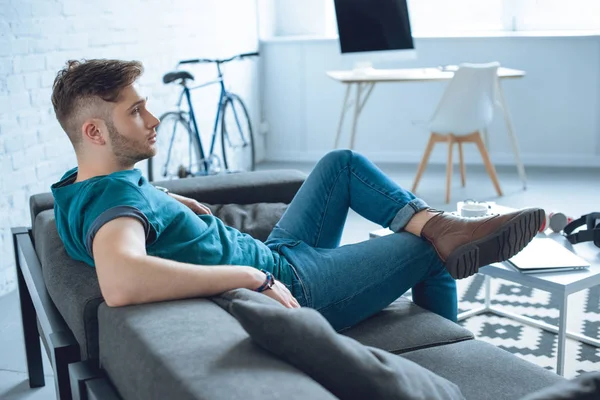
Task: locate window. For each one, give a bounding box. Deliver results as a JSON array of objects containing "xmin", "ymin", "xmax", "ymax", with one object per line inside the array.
[
  {"xmin": 407, "ymin": 0, "xmax": 600, "ymax": 34},
  {"xmin": 409, "ymin": 0, "xmax": 600, "ymax": 33},
  {"xmin": 515, "ymin": 0, "xmax": 600, "ymax": 31},
  {"xmin": 407, "ymin": 0, "xmax": 504, "ymax": 35},
  {"xmin": 262, "ymin": 0, "xmax": 600, "ymax": 39}
]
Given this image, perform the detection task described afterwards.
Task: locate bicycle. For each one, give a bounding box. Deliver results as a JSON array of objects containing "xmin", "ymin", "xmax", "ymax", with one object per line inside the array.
[{"xmin": 148, "ymin": 52, "xmax": 259, "ymax": 182}]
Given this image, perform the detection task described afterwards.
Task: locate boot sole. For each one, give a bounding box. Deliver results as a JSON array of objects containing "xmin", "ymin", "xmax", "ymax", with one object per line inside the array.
[{"xmin": 445, "ymin": 208, "xmax": 545, "ymax": 279}]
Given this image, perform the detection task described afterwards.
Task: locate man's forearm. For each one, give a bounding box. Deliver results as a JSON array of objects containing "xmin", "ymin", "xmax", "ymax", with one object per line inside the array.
[{"xmin": 102, "ymin": 254, "xmax": 265, "ymax": 307}]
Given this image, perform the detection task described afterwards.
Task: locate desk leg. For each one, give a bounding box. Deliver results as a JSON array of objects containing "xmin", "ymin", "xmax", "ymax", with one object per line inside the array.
[
  {"xmin": 348, "ymin": 83, "xmax": 375, "ymax": 150},
  {"xmin": 556, "ymin": 294, "xmax": 568, "ymax": 376},
  {"xmin": 334, "ymin": 84, "xmax": 352, "ymax": 148},
  {"xmin": 349, "ymin": 83, "xmax": 363, "ymax": 150},
  {"xmin": 498, "ymin": 83, "xmax": 527, "ymax": 189}
]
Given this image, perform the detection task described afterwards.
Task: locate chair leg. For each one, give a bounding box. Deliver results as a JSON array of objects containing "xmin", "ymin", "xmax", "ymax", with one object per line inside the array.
[
  {"xmin": 458, "ymin": 142, "xmax": 466, "ymax": 187},
  {"xmin": 474, "ymin": 132, "xmax": 503, "ymax": 197},
  {"xmin": 412, "ymin": 133, "xmax": 436, "ymax": 193},
  {"xmin": 497, "ymin": 82, "xmax": 527, "ymax": 189},
  {"xmin": 446, "ymin": 135, "xmax": 455, "ymax": 203},
  {"xmin": 481, "ymin": 128, "xmax": 490, "ymax": 151}
]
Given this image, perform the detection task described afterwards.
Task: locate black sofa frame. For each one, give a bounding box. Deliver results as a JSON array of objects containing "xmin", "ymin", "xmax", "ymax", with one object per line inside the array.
[{"xmin": 12, "ymin": 227, "xmax": 120, "ymax": 400}]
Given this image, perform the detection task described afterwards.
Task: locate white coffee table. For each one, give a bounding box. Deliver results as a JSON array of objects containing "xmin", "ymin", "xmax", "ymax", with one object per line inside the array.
[{"xmin": 369, "ymin": 227, "xmax": 600, "ymax": 376}]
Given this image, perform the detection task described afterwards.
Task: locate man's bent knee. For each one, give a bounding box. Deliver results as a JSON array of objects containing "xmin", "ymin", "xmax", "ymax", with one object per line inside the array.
[{"xmin": 319, "ymin": 149, "xmax": 355, "ymax": 169}]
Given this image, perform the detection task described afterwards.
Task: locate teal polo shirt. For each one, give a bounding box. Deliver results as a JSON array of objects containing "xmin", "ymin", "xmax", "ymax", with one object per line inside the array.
[{"xmin": 51, "ymin": 167, "xmax": 292, "ymax": 284}]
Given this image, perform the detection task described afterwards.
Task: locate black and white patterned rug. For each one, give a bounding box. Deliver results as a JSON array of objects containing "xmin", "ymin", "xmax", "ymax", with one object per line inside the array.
[{"xmin": 456, "ymin": 274, "xmax": 600, "ymax": 379}]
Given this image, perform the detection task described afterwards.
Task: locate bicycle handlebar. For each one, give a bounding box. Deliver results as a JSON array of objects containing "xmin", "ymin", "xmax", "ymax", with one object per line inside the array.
[
  {"xmin": 238, "ymin": 52, "xmax": 260, "ymax": 58},
  {"xmin": 178, "ymin": 52, "xmax": 259, "ymax": 66},
  {"xmin": 178, "ymin": 59, "xmax": 204, "ymax": 64}
]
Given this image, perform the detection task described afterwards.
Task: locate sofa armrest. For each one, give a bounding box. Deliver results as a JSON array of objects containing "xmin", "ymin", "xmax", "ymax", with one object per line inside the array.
[
  {"xmin": 152, "ymin": 169, "xmax": 307, "ymax": 205},
  {"xmin": 98, "ymin": 298, "xmax": 337, "ymax": 400}
]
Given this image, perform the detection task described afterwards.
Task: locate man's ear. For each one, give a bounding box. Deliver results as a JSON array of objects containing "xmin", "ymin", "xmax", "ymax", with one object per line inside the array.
[{"xmin": 82, "ymin": 118, "xmax": 107, "ymax": 145}]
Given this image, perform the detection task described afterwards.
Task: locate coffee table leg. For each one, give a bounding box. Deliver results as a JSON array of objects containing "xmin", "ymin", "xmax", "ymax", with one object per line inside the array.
[
  {"xmin": 457, "ymin": 273, "xmax": 491, "ymax": 321},
  {"xmin": 484, "ymin": 275, "xmax": 491, "ymax": 310},
  {"xmin": 556, "ymin": 294, "xmax": 568, "ymax": 376}
]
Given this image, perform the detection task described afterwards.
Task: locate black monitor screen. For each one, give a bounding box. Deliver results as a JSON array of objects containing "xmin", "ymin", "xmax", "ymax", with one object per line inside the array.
[{"xmin": 334, "ymin": 0, "xmax": 414, "ymax": 54}]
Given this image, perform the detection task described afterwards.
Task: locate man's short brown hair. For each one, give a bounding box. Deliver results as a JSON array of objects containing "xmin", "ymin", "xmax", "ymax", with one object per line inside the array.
[{"xmin": 51, "ymin": 59, "xmax": 144, "ymax": 148}]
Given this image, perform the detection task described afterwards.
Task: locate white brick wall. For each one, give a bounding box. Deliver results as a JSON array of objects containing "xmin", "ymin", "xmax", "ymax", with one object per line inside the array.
[{"xmin": 0, "ymin": 0, "xmax": 263, "ymax": 296}]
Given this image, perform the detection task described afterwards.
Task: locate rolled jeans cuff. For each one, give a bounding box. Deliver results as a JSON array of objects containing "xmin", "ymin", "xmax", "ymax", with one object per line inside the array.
[{"xmin": 389, "ymin": 198, "xmax": 429, "ymax": 232}]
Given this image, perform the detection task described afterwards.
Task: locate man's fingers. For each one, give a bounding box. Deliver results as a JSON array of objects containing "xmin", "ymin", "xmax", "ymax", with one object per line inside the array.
[
  {"xmin": 288, "ymin": 295, "xmax": 300, "ymax": 308},
  {"xmin": 194, "ymin": 203, "xmax": 212, "ymax": 215},
  {"xmin": 264, "ymin": 281, "xmax": 300, "ymax": 309}
]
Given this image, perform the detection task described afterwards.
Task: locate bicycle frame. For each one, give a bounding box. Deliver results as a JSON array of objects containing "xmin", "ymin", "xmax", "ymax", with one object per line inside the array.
[{"xmin": 173, "ymin": 63, "xmax": 228, "ymax": 172}]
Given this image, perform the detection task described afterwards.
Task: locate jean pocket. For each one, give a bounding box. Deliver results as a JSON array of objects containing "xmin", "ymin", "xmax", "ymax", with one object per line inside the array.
[
  {"xmin": 288, "ymin": 262, "xmax": 310, "ymax": 308},
  {"xmin": 276, "ymin": 240, "xmax": 301, "ymax": 253}
]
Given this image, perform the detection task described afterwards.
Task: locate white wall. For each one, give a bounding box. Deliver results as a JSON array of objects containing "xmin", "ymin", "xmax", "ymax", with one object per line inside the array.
[
  {"xmin": 260, "ymin": 35, "xmax": 600, "ymax": 167},
  {"xmin": 0, "ymin": 0, "xmax": 263, "ymax": 296}
]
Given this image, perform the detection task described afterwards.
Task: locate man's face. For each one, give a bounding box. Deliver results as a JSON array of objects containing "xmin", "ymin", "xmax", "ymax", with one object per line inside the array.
[{"xmin": 106, "ymin": 84, "xmax": 159, "ymax": 166}]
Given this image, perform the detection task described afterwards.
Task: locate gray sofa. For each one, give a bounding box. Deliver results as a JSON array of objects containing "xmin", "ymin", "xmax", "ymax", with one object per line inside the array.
[{"xmin": 14, "ymin": 169, "xmax": 567, "ymax": 400}]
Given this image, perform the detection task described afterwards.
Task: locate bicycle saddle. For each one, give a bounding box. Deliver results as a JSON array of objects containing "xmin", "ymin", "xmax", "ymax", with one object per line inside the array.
[{"xmin": 162, "ymin": 71, "xmax": 194, "ymax": 84}]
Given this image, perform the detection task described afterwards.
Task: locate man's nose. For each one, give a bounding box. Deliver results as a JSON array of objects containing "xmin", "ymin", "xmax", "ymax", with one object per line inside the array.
[{"xmin": 147, "ymin": 112, "xmax": 160, "ymax": 129}]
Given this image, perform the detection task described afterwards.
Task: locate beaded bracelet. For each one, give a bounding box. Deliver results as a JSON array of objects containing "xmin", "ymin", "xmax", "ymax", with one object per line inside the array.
[{"xmin": 255, "ymin": 269, "xmax": 275, "ymax": 292}]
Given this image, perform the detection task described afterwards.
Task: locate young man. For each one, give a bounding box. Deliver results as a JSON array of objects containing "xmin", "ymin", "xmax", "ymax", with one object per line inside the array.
[{"xmin": 50, "ymin": 59, "xmax": 543, "ymax": 331}]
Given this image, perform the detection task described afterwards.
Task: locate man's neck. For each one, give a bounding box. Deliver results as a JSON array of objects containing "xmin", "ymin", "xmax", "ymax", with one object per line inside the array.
[{"xmin": 74, "ymin": 163, "xmax": 134, "ymax": 183}]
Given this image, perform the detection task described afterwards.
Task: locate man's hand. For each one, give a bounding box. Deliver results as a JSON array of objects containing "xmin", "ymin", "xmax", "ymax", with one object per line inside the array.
[
  {"xmin": 169, "ymin": 193, "xmax": 212, "ymax": 215},
  {"xmin": 262, "ymin": 280, "xmax": 301, "ymax": 309}
]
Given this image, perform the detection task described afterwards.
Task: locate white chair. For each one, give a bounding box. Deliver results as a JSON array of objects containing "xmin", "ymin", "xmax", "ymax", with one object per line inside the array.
[{"xmin": 412, "ymin": 62, "xmax": 508, "ymax": 203}]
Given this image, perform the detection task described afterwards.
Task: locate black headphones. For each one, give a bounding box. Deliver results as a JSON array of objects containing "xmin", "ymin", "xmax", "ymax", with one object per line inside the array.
[{"xmin": 563, "ymin": 212, "xmax": 600, "ymax": 248}]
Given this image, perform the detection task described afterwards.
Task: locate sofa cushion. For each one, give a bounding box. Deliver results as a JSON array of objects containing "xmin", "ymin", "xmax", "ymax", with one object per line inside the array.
[
  {"xmin": 29, "ymin": 192, "xmax": 53, "ymax": 229},
  {"xmin": 33, "ymin": 202, "xmax": 290, "ymax": 361},
  {"xmin": 207, "ymin": 203, "xmax": 287, "ymax": 242},
  {"xmin": 216, "ymin": 289, "xmax": 465, "ymax": 400},
  {"xmin": 401, "ymin": 339, "xmax": 566, "ymax": 400},
  {"xmin": 342, "ymin": 296, "xmax": 473, "ymax": 354},
  {"xmin": 520, "ymin": 371, "xmax": 600, "ymax": 400},
  {"xmin": 98, "ymin": 298, "xmax": 337, "ymax": 400}
]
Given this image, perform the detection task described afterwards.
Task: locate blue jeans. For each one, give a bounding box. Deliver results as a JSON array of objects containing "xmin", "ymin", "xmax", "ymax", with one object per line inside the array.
[{"xmin": 265, "ymin": 150, "xmax": 457, "ymax": 332}]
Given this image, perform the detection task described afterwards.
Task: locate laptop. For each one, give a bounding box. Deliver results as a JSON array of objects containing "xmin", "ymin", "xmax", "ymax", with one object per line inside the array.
[{"xmin": 507, "ymin": 238, "xmax": 590, "ymax": 274}]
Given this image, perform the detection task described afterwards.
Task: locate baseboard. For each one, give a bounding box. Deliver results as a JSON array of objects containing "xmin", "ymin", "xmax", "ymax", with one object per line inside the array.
[
  {"xmin": 0, "ymin": 267, "xmax": 16, "ymax": 297},
  {"xmin": 266, "ymin": 150, "xmax": 600, "ymax": 167}
]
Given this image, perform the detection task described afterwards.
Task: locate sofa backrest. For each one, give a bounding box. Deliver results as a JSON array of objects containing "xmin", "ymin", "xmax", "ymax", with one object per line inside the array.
[
  {"xmin": 29, "ymin": 169, "xmax": 306, "ymax": 227},
  {"xmin": 29, "ymin": 170, "xmax": 306, "ymax": 361}
]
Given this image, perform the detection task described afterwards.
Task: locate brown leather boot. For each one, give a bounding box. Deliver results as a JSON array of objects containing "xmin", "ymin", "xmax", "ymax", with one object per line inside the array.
[{"xmin": 421, "ymin": 208, "xmax": 545, "ymax": 279}]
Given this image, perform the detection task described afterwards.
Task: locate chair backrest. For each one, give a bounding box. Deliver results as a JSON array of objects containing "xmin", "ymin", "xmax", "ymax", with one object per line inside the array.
[{"xmin": 429, "ymin": 62, "xmax": 500, "ymax": 135}]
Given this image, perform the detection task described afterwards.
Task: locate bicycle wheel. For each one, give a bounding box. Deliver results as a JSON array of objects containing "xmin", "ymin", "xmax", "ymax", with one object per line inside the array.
[
  {"xmin": 220, "ymin": 94, "xmax": 255, "ymax": 172},
  {"xmin": 148, "ymin": 111, "xmax": 203, "ymax": 182}
]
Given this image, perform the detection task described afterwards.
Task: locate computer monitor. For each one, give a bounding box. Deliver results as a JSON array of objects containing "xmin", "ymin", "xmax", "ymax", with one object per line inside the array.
[{"xmin": 333, "ymin": 0, "xmax": 416, "ymax": 71}]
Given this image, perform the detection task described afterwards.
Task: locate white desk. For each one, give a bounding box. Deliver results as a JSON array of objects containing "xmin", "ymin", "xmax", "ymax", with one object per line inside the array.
[{"xmin": 327, "ymin": 67, "xmax": 528, "ymax": 188}]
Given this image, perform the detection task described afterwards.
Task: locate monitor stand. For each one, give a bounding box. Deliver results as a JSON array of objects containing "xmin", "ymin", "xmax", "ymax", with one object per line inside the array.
[
  {"xmin": 352, "ymin": 61, "xmax": 375, "ymax": 76},
  {"xmin": 346, "ymin": 49, "xmax": 418, "ymax": 76}
]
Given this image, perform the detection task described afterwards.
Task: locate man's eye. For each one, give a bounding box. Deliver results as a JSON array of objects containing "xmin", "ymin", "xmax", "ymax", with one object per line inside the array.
[{"xmin": 132, "ymin": 107, "xmax": 140, "ymax": 115}]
